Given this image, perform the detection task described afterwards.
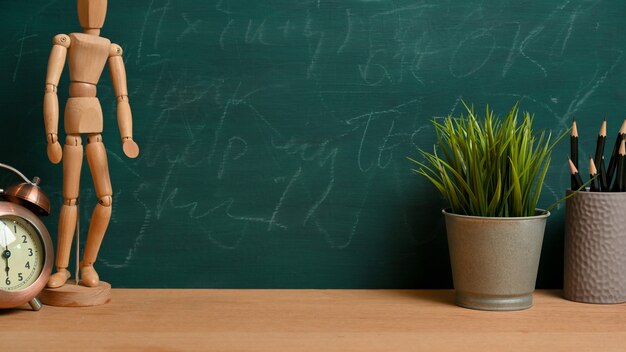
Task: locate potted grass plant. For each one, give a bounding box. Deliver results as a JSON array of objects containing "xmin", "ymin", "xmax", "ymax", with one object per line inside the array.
[{"xmin": 409, "ymin": 102, "xmax": 565, "ymax": 311}]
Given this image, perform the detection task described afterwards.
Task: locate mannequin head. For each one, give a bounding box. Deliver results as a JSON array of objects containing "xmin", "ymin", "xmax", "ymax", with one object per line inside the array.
[{"xmin": 77, "ymin": 0, "xmax": 107, "ymax": 35}]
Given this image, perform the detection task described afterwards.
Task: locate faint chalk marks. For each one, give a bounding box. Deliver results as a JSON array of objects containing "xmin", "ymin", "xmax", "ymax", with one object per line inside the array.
[
  {"xmin": 137, "ymin": 0, "xmax": 153, "ymax": 65},
  {"xmin": 177, "ymin": 13, "xmax": 204, "ymax": 42},
  {"xmin": 346, "ymin": 99, "xmax": 421, "ymax": 171},
  {"xmin": 107, "ymin": 150, "xmax": 142, "ymax": 178},
  {"xmin": 317, "ymin": 170, "xmax": 375, "ymax": 250},
  {"xmin": 156, "ymin": 157, "xmax": 179, "ymax": 220},
  {"xmin": 220, "ymin": 19, "xmax": 235, "ymax": 50},
  {"xmin": 358, "ymin": 46, "xmax": 391, "ymax": 86},
  {"xmin": 377, "ymin": 120, "xmax": 397, "ymax": 169},
  {"xmin": 357, "ymin": 112, "xmax": 375, "ymax": 172},
  {"xmin": 32, "ymin": 0, "xmax": 59, "ymax": 18},
  {"xmin": 345, "ymin": 100, "xmax": 419, "ymax": 125},
  {"xmin": 409, "ymin": 32, "xmax": 440, "ymax": 85},
  {"xmin": 156, "ymin": 156, "xmax": 285, "ymax": 239},
  {"xmin": 449, "ymin": 28, "xmax": 496, "ymax": 79},
  {"xmin": 277, "ymin": 19, "xmax": 294, "ymax": 38},
  {"xmin": 558, "ymin": 0, "xmax": 571, "ymax": 10},
  {"xmin": 448, "ymin": 95, "xmax": 463, "ymax": 117},
  {"xmin": 561, "ymin": 49, "xmax": 624, "ymax": 125},
  {"xmin": 137, "ymin": 0, "xmax": 171, "ymax": 65},
  {"xmin": 544, "ymin": 183, "xmax": 563, "ymax": 212},
  {"xmin": 408, "ymin": 125, "xmax": 430, "ymax": 150},
  {"xmin": 337, "ymin": 9, "xmax": 353, "ymax": 54},
  {"xmin": 268, "ymin": 167, "xmax": 303, "ymax": 231},
  {"xmin": 99, "ymin": 183, "xmax": 152, "ymax": 268},
  {"xmin": 207, "ymin": 222, "xmax": 248, "ymax": 250},
  {"xmin": 559, "ymin": 6, "xmax": 579, "ymax": 55},
  {"xmin": 272, "ymin": 138, "xmax": 333, "ymax": 165},
  {"xmin": 304, "ymin": 10, "xmax": 326, "ymax": 79},
  {"xmin": 502, "ymin": 24, "xmax": 547, "ymax": 78},
  {"xmin": 487, "ymin": 92, "xmax": 562, "ymax": 128},
  {"xmin": 246, "ymin": 19, "xmax": 273, "ymax": 45},
  {"xmin": 218, "ymin": 136, "xmax": 248, "ymax": 179},
  {"xmin": 153, "ymin": 0, "xmax": 170, "ymax": 49},
  {"xmin": 208, "ymin": 83, "xmax": 242, "ymax": 165},
  {"xmin": 370, "ymin": 4, "xmax": 438, "ymax": 18},
  {"xmin": 303, "ymin": 148, "xmax": 337, "ymax": 225},
  {"xmin": 216, "ymin": 0, "xmax": 233, "ymax": 14},
  {"xmin": 13, "ymin": 25, "xmax": 37, "ymax": 82}
]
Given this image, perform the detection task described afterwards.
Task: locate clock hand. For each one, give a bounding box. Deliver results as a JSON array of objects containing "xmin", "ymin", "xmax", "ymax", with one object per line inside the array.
[
  {"xmin": 3, "ymin": 252, "xmax": 8, "ymax": 278},
  {"xmin": 3, "ymin": 252, "xmax": 9, "ymax": 279},
  {"xmin": 2, "ymin": 231, "xmax": 9, "ymax": 278}
]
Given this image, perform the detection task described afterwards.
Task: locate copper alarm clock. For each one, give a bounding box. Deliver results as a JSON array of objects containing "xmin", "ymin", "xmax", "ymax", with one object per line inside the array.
[{"xmin": 0, "ymin": 163, "xmax": 53, "ymax": 311}]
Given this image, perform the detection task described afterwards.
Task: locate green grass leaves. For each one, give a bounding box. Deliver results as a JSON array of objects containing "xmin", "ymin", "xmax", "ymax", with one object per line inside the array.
[{"xmin": 410, "ymin": 102, "xmax": 562, "ymax": 217}]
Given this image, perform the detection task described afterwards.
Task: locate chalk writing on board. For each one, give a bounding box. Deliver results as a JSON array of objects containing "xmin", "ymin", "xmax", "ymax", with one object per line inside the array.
[{"xmin": 5, "ymin": 0, "xmax": 624, "ymax": 288}]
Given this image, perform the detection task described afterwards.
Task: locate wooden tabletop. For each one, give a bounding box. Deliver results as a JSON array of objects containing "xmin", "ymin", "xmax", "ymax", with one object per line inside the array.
[{"xmin": 3, "ymin": 289, "xmax": 625, "ymax": 351}]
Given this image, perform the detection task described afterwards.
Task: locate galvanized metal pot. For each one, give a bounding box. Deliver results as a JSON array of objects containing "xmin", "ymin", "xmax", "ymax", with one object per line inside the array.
[
  {"xmin": 564, "ymin": 190, "xmax": 626, "ymax": 304},
  {"xmin": 443, "ymin": 209, "xmax": 549, "ymax": 311}
]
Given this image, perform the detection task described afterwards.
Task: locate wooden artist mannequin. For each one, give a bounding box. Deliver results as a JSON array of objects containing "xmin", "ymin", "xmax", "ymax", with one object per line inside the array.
[{"xmin": 43, "ymin": 0, "xmax": 139, "ymax": 289}]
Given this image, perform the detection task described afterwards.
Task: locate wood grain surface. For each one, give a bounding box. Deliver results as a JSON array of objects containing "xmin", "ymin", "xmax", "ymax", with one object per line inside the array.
[{"xmin": 2, "ymin": 290, "xmax": 626, "ymax": 351}]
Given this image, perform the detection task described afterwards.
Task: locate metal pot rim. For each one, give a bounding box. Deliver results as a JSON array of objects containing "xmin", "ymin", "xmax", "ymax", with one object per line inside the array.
[{"xmin": 442, "ymin": 208, "xmax": 550, "ymax": 221}]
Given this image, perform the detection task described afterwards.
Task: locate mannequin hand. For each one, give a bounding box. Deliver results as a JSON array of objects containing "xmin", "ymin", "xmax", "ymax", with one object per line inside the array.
[
  {"xmin": 122, "ymin": 137, "xmax": 139, "ymax": 158},
  {"xmin": 46, "ymin": 134, "xmax": 62, "ymax": 164}
]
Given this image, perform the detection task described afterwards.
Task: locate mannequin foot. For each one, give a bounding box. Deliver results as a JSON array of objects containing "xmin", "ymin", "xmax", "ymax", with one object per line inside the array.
[
  {"xmin": 80, "ymin": 264, "xmax": 100, "ymax": 287},
  {"xmin": 47, "ymin": 269, "xmax": 71, "ymax": 288}
]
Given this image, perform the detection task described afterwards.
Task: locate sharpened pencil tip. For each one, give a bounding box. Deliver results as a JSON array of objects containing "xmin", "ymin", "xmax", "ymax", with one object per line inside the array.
[
  {"xmin": 572, "ymin": 120, "xmax": 578, "ymax": 137},
  {"xmin": 590, "ymin": 157, "xmax": 598, "ymax": 175},
  {"xmin": 568, "ymin": 158, "xmax": 579, "ymax": 173},
  {"xmin": 600, "ymin": 119, "xmax": 607, "ymax": 137}
]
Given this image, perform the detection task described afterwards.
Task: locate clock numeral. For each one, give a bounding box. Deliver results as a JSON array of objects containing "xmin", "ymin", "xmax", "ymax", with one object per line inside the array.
[
  {"xmin": 18, "ymin": 273, "xmax": 23, "ymax": 282},
  {"xmin": 25, "ymin": 261, "xmax": 30, "ymax": 269},
  {"xmin": 22, "ymin": 235, "xmax": 27, "ymax": 244},
  {"xmin": 5, "ymin": 277, "xmax": 10, "ymax": 285},
  {"xmin": 28, "ymin": 248, "xmax": 33, "ymax": 256}
]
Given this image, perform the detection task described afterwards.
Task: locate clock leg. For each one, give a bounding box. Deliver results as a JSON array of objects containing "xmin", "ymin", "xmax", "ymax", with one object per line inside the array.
[
  {"xmin": 81, "ymin": 133, "xmax": 112, "ymax": 287},
  {"xmin": 29, "ymin": 297, "xmax": 43, "ymax": 311},
  {"xmin": 48, "ymin": 135, "xmax": 83, "ymax": 288}
]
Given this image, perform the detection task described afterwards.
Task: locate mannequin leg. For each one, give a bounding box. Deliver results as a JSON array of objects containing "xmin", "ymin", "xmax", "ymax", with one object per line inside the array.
[
  {"xmin": 80, "ymin": 133, "xmax": 112, "ymax": 287},
  {"xmin": 47, "ymin": 135, "xmax": 83, "ymax": 288}
]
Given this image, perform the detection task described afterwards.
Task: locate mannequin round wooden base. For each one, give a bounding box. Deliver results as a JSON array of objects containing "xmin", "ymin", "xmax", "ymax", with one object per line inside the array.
[{"xmin": 39, "ymin": 281, "xmax": 111, "ymax": 307}]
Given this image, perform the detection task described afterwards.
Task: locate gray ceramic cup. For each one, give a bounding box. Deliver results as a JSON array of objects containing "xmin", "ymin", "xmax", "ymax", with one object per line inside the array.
[{"xmin": 564, "ymin": 190, "xmax": 626, "ymax": 304}]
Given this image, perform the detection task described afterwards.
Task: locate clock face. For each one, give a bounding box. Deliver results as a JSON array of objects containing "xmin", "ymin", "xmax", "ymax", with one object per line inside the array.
[{"xmin": 0, "ymin": 216, "xmax": 45, "ymax": 292}]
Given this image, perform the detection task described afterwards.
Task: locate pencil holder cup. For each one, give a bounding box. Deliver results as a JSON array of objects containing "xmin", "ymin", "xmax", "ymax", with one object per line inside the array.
[{"xmin": 564, "ymin": 190, "xmax": 626, "ymax": 304}]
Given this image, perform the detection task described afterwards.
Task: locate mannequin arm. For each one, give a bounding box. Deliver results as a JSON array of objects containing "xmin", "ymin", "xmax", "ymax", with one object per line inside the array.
[
  {"xmin": 44, "ymin": 34, "xmax": 70, "ymax": 164},
  {"xmin": 108, "ymin": 44, "xmax": 139, "ymax": 158}
]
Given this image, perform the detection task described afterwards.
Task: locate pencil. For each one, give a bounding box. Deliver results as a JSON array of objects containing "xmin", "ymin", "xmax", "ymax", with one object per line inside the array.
[
  {"xmin": 600, "ymin": 155, "xmax": 609, "ymax": 191},
  {"xmin": 612, "ymin": 139, "xmax": 626, "ymax": 192},
  {"xmin": 594, "ymin": 119, "xmax": 608, "ymax": 191},
  {"xmin": 571, "ymin": 118, "xmax": 579, "ymax": 189},
  {"xmin": 594, "ymin": 118, "xmax": 606, "ymax": 167},
  {"xmin": 568, "ymin": 157, "xmax": 584, "ymax": 191},
  {"xmin": 623, "ymin": 147, "xmax": 626, "ymax": 192},
  {"xmin": 589, "ymin": 157, "xmax": 601, "ymax": 192},
  {"xmin": 607, "ymin": 118, "xmax": 626, "ymax": 184}
]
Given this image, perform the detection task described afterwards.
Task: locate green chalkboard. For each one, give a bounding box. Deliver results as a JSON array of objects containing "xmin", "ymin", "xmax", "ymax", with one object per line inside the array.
[{"xmin": 1, "ymin": 1, "xmax": 625, "ymax": 288}]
